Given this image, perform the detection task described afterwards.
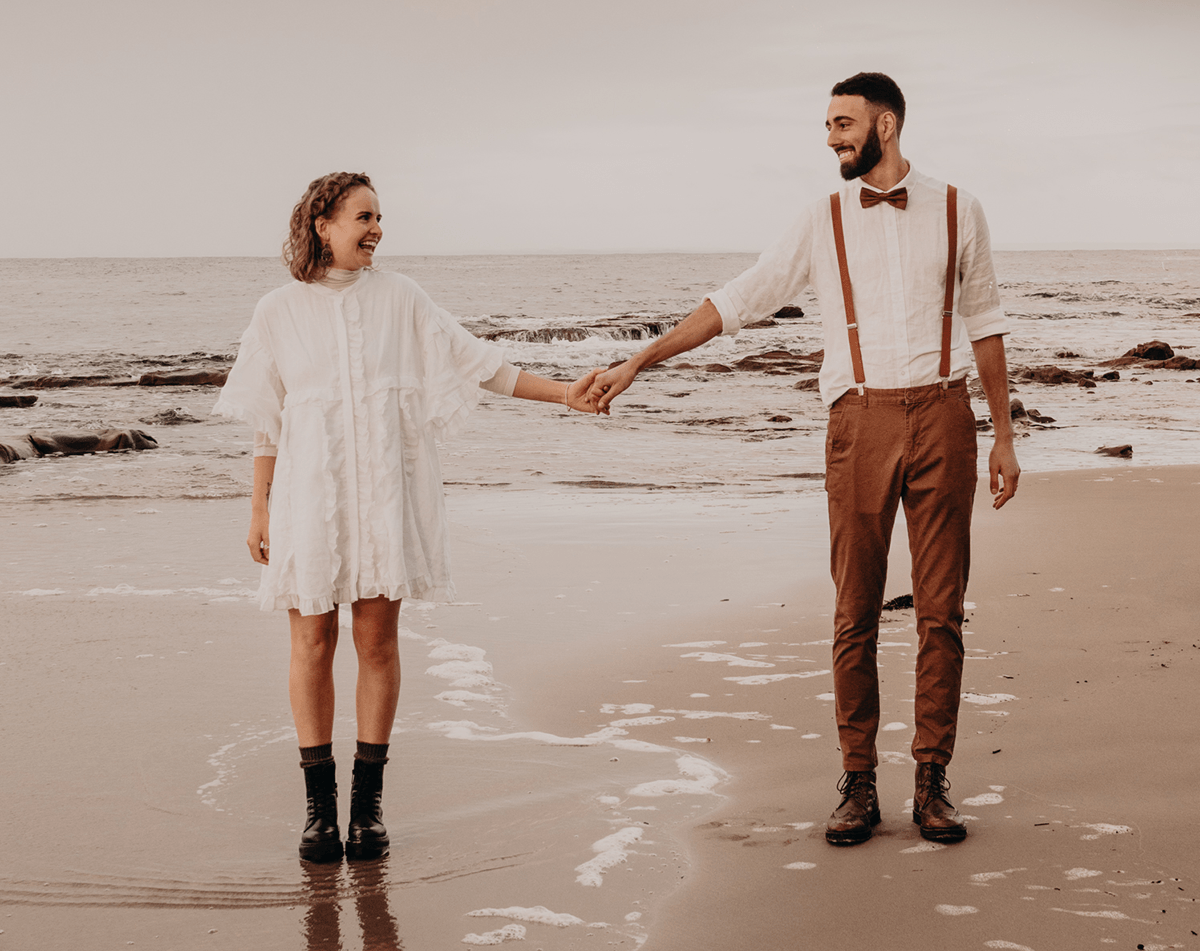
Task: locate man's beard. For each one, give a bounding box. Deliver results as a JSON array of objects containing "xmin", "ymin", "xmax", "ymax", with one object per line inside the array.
[{"xmin": 838, "ymin": 124, "xmax": 883, "ymax": 181}]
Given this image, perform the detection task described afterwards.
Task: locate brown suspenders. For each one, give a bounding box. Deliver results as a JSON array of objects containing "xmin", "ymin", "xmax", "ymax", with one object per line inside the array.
[{"xmin": 830, "ymin": 184, "xmax": 958, "ymax": 394}]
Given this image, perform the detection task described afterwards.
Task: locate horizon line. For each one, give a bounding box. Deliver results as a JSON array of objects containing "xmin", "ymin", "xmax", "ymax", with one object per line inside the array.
[{"xmin": 2, "ymin": 245, "xmax": 1198, "ymax": 261}]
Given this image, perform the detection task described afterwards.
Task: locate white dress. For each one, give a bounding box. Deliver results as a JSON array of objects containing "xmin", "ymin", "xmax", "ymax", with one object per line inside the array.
[{"xmin": 213, "ymin": 269, "xmax": 506, "ymax": 615}]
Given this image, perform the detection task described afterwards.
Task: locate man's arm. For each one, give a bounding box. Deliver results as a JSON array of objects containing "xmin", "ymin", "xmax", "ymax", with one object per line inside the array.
[
  {"xmin": 971, "ymin": 333, "xmax": 1020, "ymax": 509},
  {"xmin": 589, "ymin": 299, "xmax": 724, "ymax": 412}
]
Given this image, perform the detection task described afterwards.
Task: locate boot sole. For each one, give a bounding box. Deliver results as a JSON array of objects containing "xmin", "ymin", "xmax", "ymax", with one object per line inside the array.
[
  {"xmin": 299, "ymin": 840, "xmax": 345, "ymax": 863},
  {"xmin": 912, "ymin": 811, "xmax": 968, "ymax": 842},
  {"xmin": 345, "ymin": 838, "xmax": 390, "ymax": 861},
  {"xmin": 825, "ymin": 808, "xmax": 882, "ymax": 845}
]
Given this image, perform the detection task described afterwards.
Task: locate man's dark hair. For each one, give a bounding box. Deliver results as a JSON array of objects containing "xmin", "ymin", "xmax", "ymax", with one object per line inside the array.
[{"xmin": 830, "ymin": 72, "xmax": 906, "ymax": 135}]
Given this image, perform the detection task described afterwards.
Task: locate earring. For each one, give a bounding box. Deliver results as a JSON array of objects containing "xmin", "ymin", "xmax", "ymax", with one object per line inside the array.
[{"xmin": 319, "ymin": 244, "xmax": 333, "ymax": 266}]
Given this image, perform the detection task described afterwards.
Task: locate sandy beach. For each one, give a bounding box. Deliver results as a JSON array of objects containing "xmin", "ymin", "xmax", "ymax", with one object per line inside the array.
[
  {"xmin": 2, "ymin": 457, "xmax": 1197, "ymax": 950},
  {"xmin": 2, "ymin": 245, "xmax": 1198, "ymax": 951}
]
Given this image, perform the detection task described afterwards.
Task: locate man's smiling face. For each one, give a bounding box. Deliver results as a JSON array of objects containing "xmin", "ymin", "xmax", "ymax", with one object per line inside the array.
[{"xmin": 826, "ymin": 94, "xmax": 884, "ymax": 181}]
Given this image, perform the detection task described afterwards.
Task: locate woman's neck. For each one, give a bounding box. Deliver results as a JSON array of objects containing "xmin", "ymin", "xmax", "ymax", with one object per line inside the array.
[{"xmin": 318, "ymin": 267, "xmax": 363, "ymax": 290}]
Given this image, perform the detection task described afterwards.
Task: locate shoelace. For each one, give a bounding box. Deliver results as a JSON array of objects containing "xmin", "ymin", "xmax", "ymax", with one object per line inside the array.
[
  {"xmin": 306, "ymin": 794, "xmax": 337, "ymax": 820},
  {"xmin": 918, "ymin": 766, "xmax": 953, "ymax": 804},
  {"xmin": 837, "ymin": 771, "xmax": 875, "ymax": 804}
]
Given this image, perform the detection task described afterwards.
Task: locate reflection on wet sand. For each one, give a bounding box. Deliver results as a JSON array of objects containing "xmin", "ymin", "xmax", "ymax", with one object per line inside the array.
[{"xmin": 301, "ymin": 859, "xmax": 402, "ymax": 951}]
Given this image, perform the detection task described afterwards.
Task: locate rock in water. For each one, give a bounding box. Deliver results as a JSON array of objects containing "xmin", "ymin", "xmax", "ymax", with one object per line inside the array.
[
  {"xmin": 10, "ymin": 375, "xmax": 124, "ymax": 389},
  {"xmin": 1161, "ymin": 356, "xmax": 1200, "ymax": 370},
  {"xmin": 28, "ymin": 429, "xmax": 159, "ymax": 455},
  {"xmin": 1124, "ymin": 341, "xmax": 1174, "ymax": 360},
  {"xmin": 138, "ymin": 369, "xmax": 229, "ymax": 386},
  {"xmin": 882, "ymin": 594, "xmax": 914, "ymax": 611},
  {"xmin": 732, "ymin": 350, "xmax": 823, "ymax": 374},
  {"xmin": 1015, "ymin": 365, "xmax": 1095, "ymax": 385},
  {"xmin": 1094, "ymin": 444, "xmax": 1133, "ymax": 457},
  {"xmin": 0, "ymin": 393, "xmax": 38, "ymax": 407},
  {"xmin": 139, "ymin": 408, "xmax": 203, "ymax": 425},
  {"xmin": 0, "ymin": 435, "xmax": 39, "ymax": 464}
]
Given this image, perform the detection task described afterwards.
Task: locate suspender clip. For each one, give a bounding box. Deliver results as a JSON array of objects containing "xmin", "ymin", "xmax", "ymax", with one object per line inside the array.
[
  {"xmin": 856, "ymin": 384, "xmax": 866, "ymax": 396},
  {"xmin": 939, "ymin": 377, "xmax": 950, "ymax": 390},
  {"xmin": 846, "ymin": 322, "xmax": 858, "ymax": 331}
]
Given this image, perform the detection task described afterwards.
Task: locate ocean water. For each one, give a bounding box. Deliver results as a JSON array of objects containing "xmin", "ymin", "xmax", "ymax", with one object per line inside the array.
[{"xmin": 2, "ymin": 250, "xmax": 1199, "ymax": 505}]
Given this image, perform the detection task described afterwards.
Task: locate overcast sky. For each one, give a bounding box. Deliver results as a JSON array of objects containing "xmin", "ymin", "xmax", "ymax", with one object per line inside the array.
[{"xmin": 4, "ymin": 0, "xmax": 1197, "ymax": 257}]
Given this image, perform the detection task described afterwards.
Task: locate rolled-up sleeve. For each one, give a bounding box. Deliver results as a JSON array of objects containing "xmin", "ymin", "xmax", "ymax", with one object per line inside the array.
[
  {"xmin": 958, "ymin": 195, "xmax": 1009, "ymax": 341},
  {"xmin": 253, "ymin": 431, "xmax": 278, "ymax": 457},
  {"xmin": 478, "ymin": 361, "xmax": 520, "ymax": 397},
  {"xmin": 706, "ymin": 208, "xmax": 816, "ymax": 336}
]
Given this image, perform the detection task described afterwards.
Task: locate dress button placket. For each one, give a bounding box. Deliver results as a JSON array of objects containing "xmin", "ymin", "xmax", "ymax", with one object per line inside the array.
[{"xmin": 332, "ymin": 296, "xmax": 361, "ymax": 593}]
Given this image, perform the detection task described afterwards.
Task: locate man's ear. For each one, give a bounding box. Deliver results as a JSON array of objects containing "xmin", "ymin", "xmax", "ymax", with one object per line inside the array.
[{"xmin": 877, "ymin": 109, "xmax": 897, "ymax": 143}]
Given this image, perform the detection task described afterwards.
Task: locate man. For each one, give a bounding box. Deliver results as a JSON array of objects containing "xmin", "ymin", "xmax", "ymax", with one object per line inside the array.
[{"xmin": 588, "ymin": 72, "xmax": 1019, "ymax": 845}]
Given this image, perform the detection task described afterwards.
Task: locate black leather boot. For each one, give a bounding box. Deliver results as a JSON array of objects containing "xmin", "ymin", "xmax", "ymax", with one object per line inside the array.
[
  {"xmin": 345, "ymin": 758, "xmax": 390, "ymax": 861},
  {"xmin": 824, "ymin": 770, "xmax": 881, "ymax": 845},
  {"xmin": 299, "ymin": 760, "xmax": 344, "ymax": 863},
  {"xmin": 913, "ymin": 762, "xmax": 967, "ymax": 842}
]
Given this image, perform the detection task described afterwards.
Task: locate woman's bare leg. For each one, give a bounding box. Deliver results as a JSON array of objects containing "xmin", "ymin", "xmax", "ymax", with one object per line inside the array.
[
  {"xmin": 350, "ymin": 596, "xmax": 403, "ymax": 744},
  {"xmin": 289, "ymin": 608, "xmax": 340, "ymax": 747}
]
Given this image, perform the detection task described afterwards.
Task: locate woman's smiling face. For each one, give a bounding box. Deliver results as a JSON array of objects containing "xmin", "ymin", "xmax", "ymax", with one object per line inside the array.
[{"xmin": 316, "ymin": 186, "xmax": 382, "ymax": 270}]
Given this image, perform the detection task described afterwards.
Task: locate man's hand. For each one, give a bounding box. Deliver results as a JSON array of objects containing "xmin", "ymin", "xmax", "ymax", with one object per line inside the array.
[
  {"xmin": 971, "ymin": 334, "xmax": 1020, "ymax": 510},
  {"xmin": 588, "ymin": 361, "xmax": 640, "ymax": 414},
  {"xmin": 989, "ymin": 440, "xmax": 1020, "ymax": 509},
  {"xmin": 564, "ymin": 369, "xmax": 604, "ymax": 414},
  {"xmin": 583, "ymin": 299, "xmax": 724, "ymax": 414}
]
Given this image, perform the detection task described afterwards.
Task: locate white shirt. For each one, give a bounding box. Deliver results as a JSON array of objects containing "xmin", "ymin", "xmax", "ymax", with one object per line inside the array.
[
  {"xmin": 214, "ymin": 269, "xmax": 508, "ymax": 612},
  {"xmin": 707, "ymin": 167, "xmax": 1008, "ymax": 406},
  {"xmin": 252, "ymin": 267, "xmax": 518, "ymax": 456}
]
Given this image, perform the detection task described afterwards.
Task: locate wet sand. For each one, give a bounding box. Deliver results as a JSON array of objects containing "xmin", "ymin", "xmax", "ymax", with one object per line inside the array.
[
  {"xmin": 636, "ymin": 465, "xmax": 1200, "ymax": 951},
  {"xmin": 1, "ymin": 466, "xmax": 1197, "ymax": 949}
]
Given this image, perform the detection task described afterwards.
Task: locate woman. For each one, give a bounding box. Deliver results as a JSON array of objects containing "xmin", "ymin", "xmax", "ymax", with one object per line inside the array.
[{"xmin": 214, "ymin": 172, "xmax": 599, "ymax": 863}]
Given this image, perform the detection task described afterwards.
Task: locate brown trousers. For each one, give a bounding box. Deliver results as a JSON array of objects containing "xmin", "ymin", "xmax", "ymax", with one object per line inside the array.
[{"xmin": 824, "ymin": 380, "xmax": 978, "ymax": 771}]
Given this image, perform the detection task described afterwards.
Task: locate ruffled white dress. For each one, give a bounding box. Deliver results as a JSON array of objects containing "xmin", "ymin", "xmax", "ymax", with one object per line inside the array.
[{"xmin": 213, "ymin": 269, "xmax": 506, "ymax": 615}]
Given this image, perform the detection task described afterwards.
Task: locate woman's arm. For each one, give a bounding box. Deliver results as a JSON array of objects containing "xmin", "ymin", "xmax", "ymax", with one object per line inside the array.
[
  {"xmin": 248, "ymin": 453, "xmax": 276, "ymax": 564},
  {"xmin": 511, "ymin": 369, "xmax": 602, "ymax": 414}
]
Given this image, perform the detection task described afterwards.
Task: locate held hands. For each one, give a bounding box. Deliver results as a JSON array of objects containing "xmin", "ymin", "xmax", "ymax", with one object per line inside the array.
[
  {"xmin": 563, "ymin": 362, "xmax": 639, "ymax": 415},
  {"xmin": 565, "ymin": 368, "xmax": 607, "ymax": 414},
  {"xmin": 586, "ymin": 360, "xmax": 640, "ymax": 415}
]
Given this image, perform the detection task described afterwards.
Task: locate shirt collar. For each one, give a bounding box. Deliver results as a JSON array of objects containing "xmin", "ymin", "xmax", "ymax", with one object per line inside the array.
[{"xmin": 859, "ymin": 163, "xmax": 915, "ymax": 194}]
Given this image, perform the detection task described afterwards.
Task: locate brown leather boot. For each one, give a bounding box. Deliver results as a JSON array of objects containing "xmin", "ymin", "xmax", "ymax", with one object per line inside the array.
[
  {"xmin": 824, "ymin": 770, "xmax": 881, "ymax": 845},
  {"xmin": 912, "ymin": 762, "xmax": 967, "ymax": 842}
]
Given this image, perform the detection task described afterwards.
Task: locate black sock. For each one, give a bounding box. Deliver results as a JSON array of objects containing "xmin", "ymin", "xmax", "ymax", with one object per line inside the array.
[
  {"xmin": 300, "ymin": 742, "xmax": 334, "ymax": 768},
  {"xmin": 355, "ymin": 740, "xmax": 389, "ymax": 764}
]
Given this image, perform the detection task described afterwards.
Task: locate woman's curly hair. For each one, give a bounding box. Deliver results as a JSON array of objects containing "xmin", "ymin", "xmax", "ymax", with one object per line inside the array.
[{"xmin": 283, "ymin": 172, "xmax": 374, "ymax": 283}]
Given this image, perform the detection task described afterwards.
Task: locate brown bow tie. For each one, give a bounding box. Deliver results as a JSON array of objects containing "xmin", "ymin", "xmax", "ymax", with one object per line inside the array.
[{"xmin": 860, "ymin": 187, "xmax": 908, "ymax": 210}]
